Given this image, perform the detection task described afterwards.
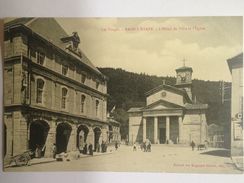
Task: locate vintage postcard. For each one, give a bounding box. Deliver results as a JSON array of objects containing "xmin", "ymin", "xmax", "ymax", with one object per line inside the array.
[{"xmin": 2, "ymin": 17, "xmax": 243, "ymax": 173}]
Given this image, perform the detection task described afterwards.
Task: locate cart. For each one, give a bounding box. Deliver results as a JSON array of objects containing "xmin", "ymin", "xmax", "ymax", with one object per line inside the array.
[{"xmin": 6, "ymin": 150, "xmax": 33, "ymax": 167}]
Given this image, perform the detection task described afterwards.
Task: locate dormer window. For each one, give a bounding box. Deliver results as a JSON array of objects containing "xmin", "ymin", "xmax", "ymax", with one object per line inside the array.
[
  {"xmin": 62, "ymin": 64, "xmax": 68, "ymax": 76},
  {"xmin": 36, "ymin": 51, "xmax": 45, "ymax": 65},
  {"xmin": 61, "ymin": 32, "xmax": 82, "ymax": 58}
]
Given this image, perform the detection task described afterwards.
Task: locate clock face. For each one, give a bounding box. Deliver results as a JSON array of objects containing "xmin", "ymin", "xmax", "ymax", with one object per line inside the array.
[
  {"xmin": 180, "ymin": 72, "xmax": 186, "ymax": 77},
  {"xmin": 178, "ymin": 72, "xmax": 186, "ymax": 82},
  {"xmin": 161, "ymin": 91, "xmax": 167, "ymax": 97}
]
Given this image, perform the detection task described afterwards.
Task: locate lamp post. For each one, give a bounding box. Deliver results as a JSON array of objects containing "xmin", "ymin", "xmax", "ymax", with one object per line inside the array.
[{"xmin": 199, "ymin": 109, "xmax": 202, "ymax": 144}]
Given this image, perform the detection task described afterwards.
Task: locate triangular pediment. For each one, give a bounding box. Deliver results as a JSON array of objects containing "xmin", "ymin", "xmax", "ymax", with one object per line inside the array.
[
  {"xmin": 145, "ymin": 84, "xmax": 192, "ymax": 103},
  {"xmin": 144, "ymin": 99, "xmax": 184, "ymax": 110}
]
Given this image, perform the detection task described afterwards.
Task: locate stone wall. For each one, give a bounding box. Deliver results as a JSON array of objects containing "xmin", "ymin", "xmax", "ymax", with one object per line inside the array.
[{"xmin": 128, "ymin": 113, "xmax": 143, "ymax": 143}]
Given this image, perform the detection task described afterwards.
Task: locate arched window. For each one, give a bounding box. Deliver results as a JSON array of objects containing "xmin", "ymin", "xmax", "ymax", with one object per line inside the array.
[
  {"xmin": 95, "ymin": 100, "xmax": 99, "ymax": 116},
  {"xmin": 81, "ymin": 95, "xmax": 86, "ymax": 113},
  {"xmin": 36, "ymin": 78, "xmax": 44, "ymax": 103},
  {"xmin": 61, "ymin": 87, "xmax": 68, "ymax": 109}
]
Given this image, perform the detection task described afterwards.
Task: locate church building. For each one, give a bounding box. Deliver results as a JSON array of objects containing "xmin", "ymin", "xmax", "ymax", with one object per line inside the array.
[{"xmin": 128, "ymin": 65, "xmax": 208, "ymax": 145}]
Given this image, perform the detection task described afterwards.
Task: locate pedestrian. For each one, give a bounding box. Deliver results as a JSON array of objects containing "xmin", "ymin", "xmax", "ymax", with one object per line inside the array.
[
  {"xmin": 101, "ymin": 140, "xmax": 105, "ymax": 153},
  {"xmin": 147, "ymin": 141, "xmax": 151, "ymax": 152},
  {"xmin": 79, "ymin": 141, "xmax": 84, "ymax": 153},
  {"xmin": 133, "ymin": 142, "xmax": 137, "ymax": 151},
  {"xmin": 115, "ymin": 141, "xmax": 118, "ymax": 150},
  {"xmin": 88, "ymin": 143, "xmax": 93, "ymax": 156},
  {"xmin": 52, "ymin": 143, "xmax": 57, "ymax": 159},
  {"xmin": 104, "ymin": 141, "xmax": 108, "ymax": 152},
  {"xmin": 190, "ymin": 140, "xmax": 195, "ymax": 151},
  {"xmin": 140, "ymin": 142, "xmax": 144, "ymax": 151},
  {"xmin": 35, "ymin": 144, "xmax": 41, "ymax": 158},
  {"xmin": 143, "ymin": 142, "xmax": 147, "ymax": 152},
  {"xmin": 83, "ymin": 143, "xmax": 87, "ymax": 154}
]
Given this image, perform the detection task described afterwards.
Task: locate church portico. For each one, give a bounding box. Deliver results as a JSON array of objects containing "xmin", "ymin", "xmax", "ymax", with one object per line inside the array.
[
  {"xmin": 128, "ymin": 64, "xmax": 208, "ymax": 146},
  {"xmin": 142, "ymin": 115, "xmax": 183, "ymax": 144}
]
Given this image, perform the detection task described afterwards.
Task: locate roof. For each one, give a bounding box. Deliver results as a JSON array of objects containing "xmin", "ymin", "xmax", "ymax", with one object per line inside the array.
[
  {"xmin": 184, "ymin": 103, "xmax": 208, "ymax": 110},
  {"xmin": 127, "ymin": 107, "xmax": 143, "ymax": 113},
  {"xmin": 145, "ymin": 84, "xmax": 184, "ymax": 96},
  {"xmin": 4, "ymin": 18, "xmax": 103, "ymax": 77},
  {"xmin": 107, "ymin": 117, "xmax": 120, "ymax": 125},
  {"xmin": 175, "ymin": 66, "xmax": 193, "ymax": 72},
  {"xmin": 227, "ymin": 52, "xmax": 243, "ymax": 73}
]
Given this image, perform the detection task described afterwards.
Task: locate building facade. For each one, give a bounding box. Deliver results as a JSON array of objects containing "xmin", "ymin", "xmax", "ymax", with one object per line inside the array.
[
  {"xmin": 128, "ymin": 65, "xmax": 208, "ymax": 145},
  {"xmin": 207, "ymin": 123, "xmax": 224, "ymax": 148},
  {"xmin": 108, "ymin": 117, "xmax": 121, "ymax": 143},
  {"xmin": 3, "ymin": 18, "xmax": 109, "ymax": 158},
  {"xmin": 227, "ymin": 53, "xmax": 243, "ymax": 157}
]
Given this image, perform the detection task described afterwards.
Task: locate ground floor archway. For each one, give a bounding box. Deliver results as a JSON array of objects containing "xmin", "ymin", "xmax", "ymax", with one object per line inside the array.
[
  {"xmin": 29, "ymin": 120, "xmax": 50, "ymax": 157},
  {"xmin": 56, "ymin": 122, "xmax": 72, "ymax": 154},
  {"xmin": 77, "ymin": 125, "xmax": 89, "ymax": 152}
]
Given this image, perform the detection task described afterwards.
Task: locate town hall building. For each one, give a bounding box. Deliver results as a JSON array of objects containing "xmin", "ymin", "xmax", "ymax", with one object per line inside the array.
[
  {"xmin": 3, "ymin": 18, "xmax": 114, "ymax": 159},
  {"xmin": 128, "ymin": 65, "xmax": 208, "ymax": 145}
]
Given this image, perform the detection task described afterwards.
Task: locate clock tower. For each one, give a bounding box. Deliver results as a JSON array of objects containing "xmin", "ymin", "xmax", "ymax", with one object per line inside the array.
[{"xmin": 175, "ymin": 65, "xmax": 193, "ymax": 100}]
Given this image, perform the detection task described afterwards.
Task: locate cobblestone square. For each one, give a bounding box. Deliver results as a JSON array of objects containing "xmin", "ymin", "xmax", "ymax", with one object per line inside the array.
[{"xmin": 5, "ymin": 145, "xmax": 242, "ymax": 173}]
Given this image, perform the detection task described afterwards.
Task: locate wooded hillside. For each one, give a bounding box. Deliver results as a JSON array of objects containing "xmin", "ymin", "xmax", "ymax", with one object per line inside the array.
[{"xmin": 99, "ymin": 67, "xmax": 231, "ymax": 139}]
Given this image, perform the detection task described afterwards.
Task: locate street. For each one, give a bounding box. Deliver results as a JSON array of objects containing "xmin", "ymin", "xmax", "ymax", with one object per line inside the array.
[{"xmin": 5, "ymin": 145, "xmax": 242, "ymax": 173}]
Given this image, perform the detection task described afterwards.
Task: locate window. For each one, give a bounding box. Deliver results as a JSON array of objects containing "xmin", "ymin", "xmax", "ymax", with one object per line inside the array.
[
  {"xmin": 22, "ymin": 72, "xmax": 27, "ymax": 87},
  {"xmin": 62, "ymin": 64, "xmax": 68, "ymax": 76},
  {"xmin": 36, "ymin": 79, "xmax": 44, "ymax": 103},
  {"xmin": 81, "ymin": 95, "xmax": 86, "ymax": 113},
  {"xmin": 36, "ymin": 51, "xmax": 45, "ymax": 65},
  {"xmin": 61, "ymin": 87, "xmax": 68, "ymax": 109},
  {"xmin": 95, "ymin": 100, "xmax": 99, "ymax": 116},
  {"xmin": 81, "ymin": 73, "xmax": 86, "ymax": 84},
  {"xmin": 96, "ymin": 81, "xmax": 99, "ymax": 89}
]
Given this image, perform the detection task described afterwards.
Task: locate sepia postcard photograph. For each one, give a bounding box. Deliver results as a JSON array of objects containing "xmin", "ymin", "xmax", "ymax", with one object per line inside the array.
[{"xmin": 1, "ymin": 16, "xmax": 243, "ymax": 174}]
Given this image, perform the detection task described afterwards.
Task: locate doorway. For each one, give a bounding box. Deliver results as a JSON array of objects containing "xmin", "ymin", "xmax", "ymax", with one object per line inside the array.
[
  {"xmin": 56, "ymin": 123, "xmax": 72, "ymax": 154},
  {"xmin": 77, "ymin": 125, "xmax": 89, "ymax": 150},
  {"xmin": 159, "ymin": 128, "xmax": 166, "ymax": 144},
  {"xmin": 93, "ymin": 127, "xmax": 101, "ymax": 151},
  {"xmin": 29, "ymin": 120, "xmax": 50, "ymax": 155}
]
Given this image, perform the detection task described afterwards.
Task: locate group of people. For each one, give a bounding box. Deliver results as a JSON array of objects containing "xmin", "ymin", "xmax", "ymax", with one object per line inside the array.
[
  {"xmin": 190, "ymin": 140, "xmax": 209, "ymax": 151},
  {"xmin": 34, "ymin": 140, "xmax": 120, "ymax": 161},
  {"xmin": 133, "ymin": 139, "xmax": 152, "ymax": 152},
  {"xmin": 79, "ymin": 143, "xmax": 96, "ymax": 156}
]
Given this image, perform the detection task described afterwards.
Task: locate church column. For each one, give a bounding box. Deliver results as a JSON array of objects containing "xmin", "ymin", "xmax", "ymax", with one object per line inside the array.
[
  {"xmin": 154, "ymin": 117, "xmax": 158, "ymax": 144},
  {"xmin": 143, "ymin": 117, "xmax": 146, "ymax": 142},
  {"xmin": 178, "ymin": 116, "xmax": 182, "ymax": 144},
  {"xmin": 166, "ymin": 116, "xmax": 170, "ymax": 143}
]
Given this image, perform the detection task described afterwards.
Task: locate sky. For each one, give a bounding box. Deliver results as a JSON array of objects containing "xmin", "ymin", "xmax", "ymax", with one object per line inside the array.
[{"xmin": 57, "ymin": 17, "xmax": 242, "ymax": 82}]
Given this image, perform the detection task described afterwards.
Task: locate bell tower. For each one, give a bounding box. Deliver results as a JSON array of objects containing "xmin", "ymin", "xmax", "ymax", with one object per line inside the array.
[{"xmin": 175, "ymin": 60, "xmax": 193, "ymax": 100}]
